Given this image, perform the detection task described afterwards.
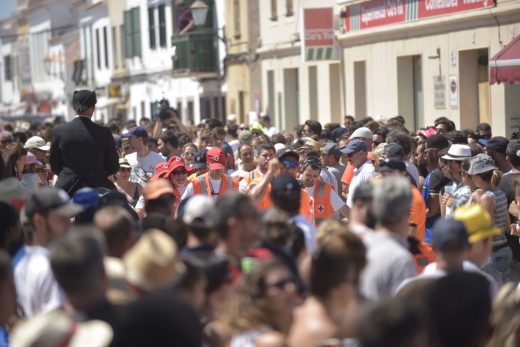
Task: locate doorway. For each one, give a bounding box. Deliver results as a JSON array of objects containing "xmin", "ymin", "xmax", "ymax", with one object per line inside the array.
[{"xmin": 459, "ymin": 48, "xmax": 489, "ymax": 130}]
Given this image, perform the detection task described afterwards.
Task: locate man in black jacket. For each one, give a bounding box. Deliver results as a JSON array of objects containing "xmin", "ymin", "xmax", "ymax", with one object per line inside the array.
[{"xmin": 50, "ymin": 90, "xmax": 119, "ymax": 196}]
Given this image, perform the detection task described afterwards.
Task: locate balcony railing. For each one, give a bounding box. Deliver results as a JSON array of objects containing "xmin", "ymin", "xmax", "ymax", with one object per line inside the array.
[{"xmin": 171, "ymin": 31, "xmax": 218, "ymax": 75}]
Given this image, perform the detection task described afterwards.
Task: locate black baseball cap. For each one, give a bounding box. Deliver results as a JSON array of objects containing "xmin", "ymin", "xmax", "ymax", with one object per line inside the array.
[
  {"xmin": 379, "ymin": 158, "xmax": 406, "ymax": 173},
  {"xmin": 486, "ymin": 136, "xmax": 509, "ymax": 154},
  {"xmin": 25, "ymin": 187, "xmax": 84, "ymax": 218},
  {"xmin": 276, "ymin": 148, "xmax": 299, "ymax": 161},
  {"xmin": 271, "ymin": 174, "xmax": 300, "ymax": 197}
]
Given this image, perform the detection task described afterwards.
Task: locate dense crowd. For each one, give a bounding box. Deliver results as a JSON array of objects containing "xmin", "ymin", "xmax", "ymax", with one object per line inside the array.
[{"xmin": 1, "ymin": 90, "xmax": 520, "ymax": 347}]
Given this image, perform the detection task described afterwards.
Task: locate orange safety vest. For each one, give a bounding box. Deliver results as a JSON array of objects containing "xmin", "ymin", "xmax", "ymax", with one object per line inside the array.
[
  {"xmin": 192, "ymin": 173, "xmax": 239, "ymax": 197},
  {"xmin": 250, "ymin": 177, "xmax": 313, "ymax": 222},
  {"xmin": 312, "ymin": 179, "xmax": 334, "ymax": 224}
]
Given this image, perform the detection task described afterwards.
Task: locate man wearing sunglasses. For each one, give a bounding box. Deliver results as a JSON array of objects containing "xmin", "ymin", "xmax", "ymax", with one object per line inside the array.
[{"xmin": 248, "ymin": 148, "xmax": 312, "ymax": 223}]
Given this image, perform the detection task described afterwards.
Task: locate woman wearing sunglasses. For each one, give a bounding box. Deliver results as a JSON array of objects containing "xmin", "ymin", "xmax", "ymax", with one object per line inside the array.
[
  {"xmin": 114, "ymin": 158, "xmax": 142, "ymax": 207},
  {"xmin": 219, "ymin": 259, "xmax": 301, "ymax": 347}
]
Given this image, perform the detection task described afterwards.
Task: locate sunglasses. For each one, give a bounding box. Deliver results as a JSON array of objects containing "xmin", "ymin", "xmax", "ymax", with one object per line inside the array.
[
  {"xmin": 119, "ymin": 167, "xmax": 131, "ymax": 172},
  {"xmin": 282, "ymin": 160, "xmax": 299, "ymax": 168},
  {"xmin": 172, "ymin": 170, "xmax": 188, "ymax": 176},
  {"xmin": 267, "ymin": 277, "xmax": 296, "ymax": 290},
  {"xmin": 239, "ymin": 127, "xmax": 248, "ymax": 130}
]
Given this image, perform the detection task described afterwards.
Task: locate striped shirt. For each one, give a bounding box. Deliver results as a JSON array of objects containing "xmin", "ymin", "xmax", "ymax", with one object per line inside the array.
[{"xmin": 484, "ymin": 188, "xmax": 508, "ymax": 246}]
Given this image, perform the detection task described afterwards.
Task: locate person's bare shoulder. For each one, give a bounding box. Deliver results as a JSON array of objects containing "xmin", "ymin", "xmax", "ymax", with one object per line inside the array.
[
  {"xmin": 255, "ymin": 331, "xmax": 286, "ymax": 347},
  {"xmin": 287, "ymin": 301, "xmax": 336, "ymax": 347}
]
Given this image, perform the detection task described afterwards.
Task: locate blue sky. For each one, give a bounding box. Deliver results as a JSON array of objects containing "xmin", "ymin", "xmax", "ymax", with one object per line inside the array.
[{"xmin": 0, "ymin": 0, "xmax": 16, "ymax": 21}]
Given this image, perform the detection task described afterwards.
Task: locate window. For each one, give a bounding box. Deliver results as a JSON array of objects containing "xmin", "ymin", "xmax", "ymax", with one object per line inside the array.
[
  {"xmin": 124, "ymin": 7, "xmax": 142, "ymax": 58},
  {"xmin": 233, "ymin": 0, "xmax": 240, "ymax": 38},
  {"xmin": 286, "ymin": 0, "xmax": 293, "ymax": 16},
  {"xmin": 271, "ymin": 0, "xmax": 277, "ymax": 20},
  {"xmin": 120, "ymin": 24, "xmax": 125, "ymax": 66},
  {"xmin": 72, "ymin": 59, "xmax": 85, "ymax": 85},
  {"xmin": 4, "ymin": 55, "xmax": 11, "ymax": 81},
  {"xmin": 158, "ymin": 4, "xmax": 166, "ymax": 48},
  {"xmin": 96, "ymin": 28, "xmax": 101, "ymax": 69},
  {"xmin": 103, "ymin": 26, "xmax": 109, "ymax": 68},
  {"xmin": 148, "ymin": 7, "xmax": 156, "ymax": 49},
  {"xmin": 112, "ymin": 26, "xmax": 118, "ymax": 68}
]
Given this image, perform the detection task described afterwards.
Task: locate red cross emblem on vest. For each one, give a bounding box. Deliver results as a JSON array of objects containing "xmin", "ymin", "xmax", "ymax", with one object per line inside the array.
[{"xmin": 317, "ymin": 204, "xmax": 325, "ymax": 213}]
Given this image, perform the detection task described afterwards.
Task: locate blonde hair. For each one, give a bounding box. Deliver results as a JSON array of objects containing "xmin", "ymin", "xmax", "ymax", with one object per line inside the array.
[
  {"xmin": 371, "ymin": 142, "xmax": 387, "ymax": 166},
  {"xmin": 487, "ymin": 283, "xmax": 520, "ymax": 347}
]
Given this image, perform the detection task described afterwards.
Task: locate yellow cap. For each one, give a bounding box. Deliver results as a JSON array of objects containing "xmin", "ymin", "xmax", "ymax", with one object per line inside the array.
[{"xmin": 453, "ymin": 204, "xmax": 502, "ymax": 244}]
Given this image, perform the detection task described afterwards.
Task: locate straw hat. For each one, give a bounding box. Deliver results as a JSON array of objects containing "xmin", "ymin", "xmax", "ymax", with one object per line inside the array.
[{"xmin": 123, "ymin": 229, "xmax": 185, "ymax": 292}]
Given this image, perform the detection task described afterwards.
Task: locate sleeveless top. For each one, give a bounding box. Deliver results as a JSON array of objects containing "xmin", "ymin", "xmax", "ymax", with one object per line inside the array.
[{"xmin": 483, "ymin": 188, "xmax": 508, "ymax": 246}]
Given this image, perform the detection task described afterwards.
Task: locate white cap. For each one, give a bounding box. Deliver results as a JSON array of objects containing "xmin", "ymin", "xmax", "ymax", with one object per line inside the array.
[
  {"xmin": 349, "ymin": 127, "xmax": 373, "ymax": 140},
  {"xmin": 182, "ymin": 195, "xmax": 216, "ymax": 228},
  {"xmin": 24, "ymin": 136, "xmax": 50, "ymax": 151},
  {"xmin": 274, "ymin": 143, "xmax": 286, "ymax": 152}
]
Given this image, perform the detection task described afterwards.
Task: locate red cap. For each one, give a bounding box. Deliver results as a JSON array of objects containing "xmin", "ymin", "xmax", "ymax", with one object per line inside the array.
[
  {"xmin": 151, "ymin": 157, "xmax": 193, "ymax": 180},
  {"xmin": 151, "ymin": 161, "xmax": 171, "ymax": 180},
  {"xmin": 166, "ymin": 156, "xmax": 193, "ymax": 175},
  {"xmin": 206, "ymin": 148, "xmax": 226, "ymax": 170}
]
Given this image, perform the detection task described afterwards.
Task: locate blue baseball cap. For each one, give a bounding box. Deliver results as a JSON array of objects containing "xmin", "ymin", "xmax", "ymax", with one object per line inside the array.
[
  {"xmin": 340, "ymin": 139, "xmax": 368, "ymax": 155},
  {"xmin": 432, "ymin": 219, "xmax": 469, "ymax": 252},
  {"xmin": 122, "ymin": 127, "xmax": 148, "ymax": 138}
]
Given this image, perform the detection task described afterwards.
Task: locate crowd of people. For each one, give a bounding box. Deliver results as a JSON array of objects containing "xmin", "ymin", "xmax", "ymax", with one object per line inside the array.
[{"xmin": 1, "ymin": 89, "xmax": 520, "ymax": 347}]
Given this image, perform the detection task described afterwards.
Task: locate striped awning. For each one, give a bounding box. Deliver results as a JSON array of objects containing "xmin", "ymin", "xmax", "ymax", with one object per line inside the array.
[{"xmin": 489, "ymin": 35, "xmax": 520, "ymax": 85}]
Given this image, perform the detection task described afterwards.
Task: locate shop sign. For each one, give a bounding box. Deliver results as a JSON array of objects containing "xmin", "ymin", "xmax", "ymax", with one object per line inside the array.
[
  {"xmin": 345, "ymin": 0, "xmax": 495, "ymax": 32},
  {"xmin": 303, "ymin": 8, "xmax": 335, "ymax": 61},
  {"xmin": 433, "ymin": 76, "xmax": 445, "ymax": 109}
]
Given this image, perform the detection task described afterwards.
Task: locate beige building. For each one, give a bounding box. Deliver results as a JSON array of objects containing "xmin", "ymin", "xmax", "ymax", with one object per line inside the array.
[
  {"xmin": 258, "ymin": 0, "xmax": 344, "ymax": 132},
  {"xmin": 224, "ymin": 0, "xmax": 261, "ymax": 124},
  {"xmin": 337, "ymin": 0, "xmax": 520, "ymax": 136}
]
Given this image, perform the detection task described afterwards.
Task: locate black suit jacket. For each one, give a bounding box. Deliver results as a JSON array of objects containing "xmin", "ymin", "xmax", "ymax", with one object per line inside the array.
[{"xmin": 50, "ymin": 116, "xmax": 119, "ymax": 196}]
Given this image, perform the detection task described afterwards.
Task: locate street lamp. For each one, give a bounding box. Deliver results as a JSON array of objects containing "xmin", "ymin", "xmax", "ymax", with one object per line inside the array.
[{"xmin": 190, "ymin": 0, "xmax": 208, "ymax": 26}]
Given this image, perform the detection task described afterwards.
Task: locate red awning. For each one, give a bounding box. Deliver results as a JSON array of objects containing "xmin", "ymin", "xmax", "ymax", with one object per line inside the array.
[{"xmin": 489, "ymin": 35, "xmax": 520, "ymax": 85}]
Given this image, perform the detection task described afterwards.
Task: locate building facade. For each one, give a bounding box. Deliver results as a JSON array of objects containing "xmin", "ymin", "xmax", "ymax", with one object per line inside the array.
[
  {"xmin": 224, "ymin": 0, "xmax": 261, "ymax": 124},
  {"xmin": 258, "ymin": 0, "xmax": 344, "ymax": 132},
  {"xmin": 337, "ymin": 0, "xmax": 520, "ymax": 135}
]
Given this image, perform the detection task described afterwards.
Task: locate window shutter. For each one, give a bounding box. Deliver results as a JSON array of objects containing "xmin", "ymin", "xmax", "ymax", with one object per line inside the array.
[
  {"xmin": 158, "ymin": 4, "xmax": 166, "ymax": 48},
  {"xmin": 132, "ymin": 7, "xmax": 141, "ymax": 57},
  {"xmin": 124, "ymin": 10, "xmax": 133, "ymax": 58},
  {"xmin": 148, "ymin": 7, "xmax": 156, "ymax": 49}
]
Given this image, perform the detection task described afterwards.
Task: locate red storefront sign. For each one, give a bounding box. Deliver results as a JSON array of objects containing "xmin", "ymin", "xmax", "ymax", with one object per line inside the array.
[
  {"xmin": 303, "ymin": 8, "xmax": 335, "ymax": 61},
  {"xmin": 304, "ymin": 8, "xmax": 334, "ymax": 47},
  {"xmin": 346, "ymin": 0, "xmax": 405, "ymax": 32},
  {"xmin": 345, "ymin": 0, "xmax": 495, "ymax": 32},
  {"xmin": 418, "ymin": 0, "xmax": 495, "ymax": 18}
]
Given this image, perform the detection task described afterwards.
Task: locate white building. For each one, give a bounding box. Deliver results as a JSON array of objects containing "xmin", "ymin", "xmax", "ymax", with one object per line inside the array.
[
  {"xmin": 0, "ymin": 16, "xmax": 23, "ymax": 115},
  {"xmin": 123, "ymin": 0, "xmax": 227, "ymax": 125},
  {"xmin": 258, "ymin": 0, "xmax": 344, "ymax": 132},
  {"xmin": 25, "ymin": 0, "xmax": 72, "ymax": 115}
]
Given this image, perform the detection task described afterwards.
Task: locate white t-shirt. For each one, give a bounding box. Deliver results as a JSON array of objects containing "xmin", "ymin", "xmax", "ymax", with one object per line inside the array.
[
  {"xmin": 347, "ymin": 161, "xmax": 377, "ymax": 208},
  {"xmin": 125, "ymin": 151, "xmax": 165, "ymax": 186},
  {"xmin": 264, "ymin": 126, "xmax": 278, "ymax": 138},
  {"xmin": 14, "ymin": 246, "xmax": 65, "ymax": 317}
]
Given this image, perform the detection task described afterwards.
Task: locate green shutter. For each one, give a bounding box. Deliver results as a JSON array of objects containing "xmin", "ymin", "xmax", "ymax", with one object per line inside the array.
[
  {"xmin": 124, "ymin": 10, "xmax": 133, "ymax": 58},
  {"xmin": 132, "ymin": 7, "xmax": 141, "ymax": 57}
]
